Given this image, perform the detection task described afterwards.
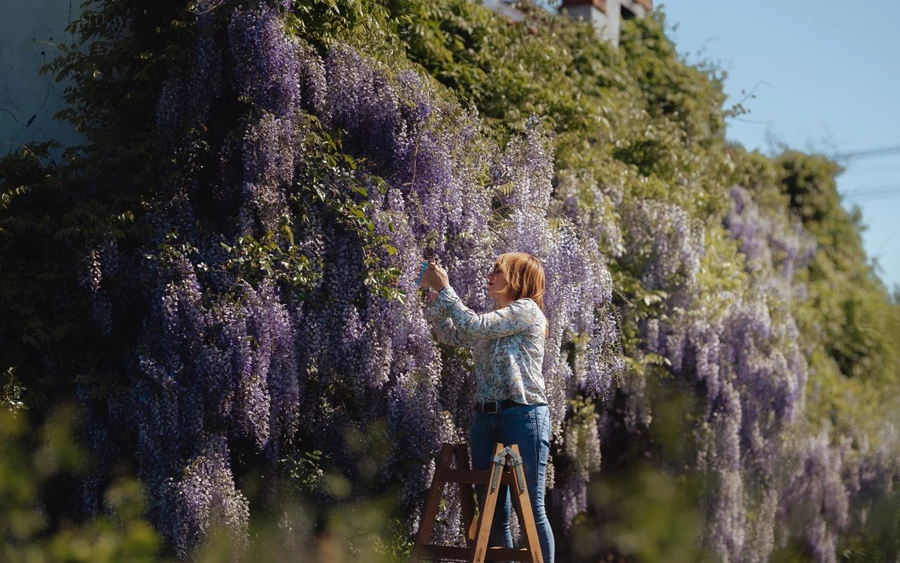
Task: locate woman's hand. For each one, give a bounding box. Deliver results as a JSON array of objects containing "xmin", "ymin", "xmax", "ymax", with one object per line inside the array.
[{"xmin": 420, "ymin": 262, "xmax": 449, "ymax": 292}]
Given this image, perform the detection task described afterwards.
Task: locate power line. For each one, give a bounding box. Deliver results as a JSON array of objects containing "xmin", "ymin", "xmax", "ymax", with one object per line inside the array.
[
  {"xmin": 845, "ymin": 195, "xmax": 900, "ymax": 201},
  {"xmin": 844, "ymin": 192, "xmax": 900, "ymax": 201},
  {"xmin": 834, "ymin": 145, "xmax": 900, "ymax": 160},
  {"xmin": 842, "ymin": 183, "xmax": 900, "ymax": 201},
  {"xmin": 844, "ymin": 182, "xmax": 900, "ymax": 193}
]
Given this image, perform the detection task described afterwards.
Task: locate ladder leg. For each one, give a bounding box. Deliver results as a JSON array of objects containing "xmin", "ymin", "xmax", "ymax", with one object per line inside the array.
[
  {"xmin": 469, "ymin": 442, "xmax": 506, "ymax": 563},
  {"xmin": 455, "ymin": 445, "xmax": 478, "ymax": 547},
  {"xmin": 507, "ymin": 444, "xmax": 542, "ymax": 563},
  {"xmin": 411, "ymin": 443, "xmax": 455, "ymax": 562}
]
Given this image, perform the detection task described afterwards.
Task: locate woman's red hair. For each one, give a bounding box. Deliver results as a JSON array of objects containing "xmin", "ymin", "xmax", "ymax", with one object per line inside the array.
[{"xmin": 495, "ymin": 252, "xmax": 545, "ymax": 312}]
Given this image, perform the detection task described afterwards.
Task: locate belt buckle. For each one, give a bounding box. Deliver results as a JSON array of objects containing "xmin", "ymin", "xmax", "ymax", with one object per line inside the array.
[{"xmin": 483, "ymin": 400, "xmax": 499, "ymax": 414}]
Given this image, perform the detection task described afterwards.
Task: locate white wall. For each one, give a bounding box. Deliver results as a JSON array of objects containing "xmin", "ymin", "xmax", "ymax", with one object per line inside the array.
[
  {"xmin": 479, "ymin": 0, "xmax": 526, "ymax": 22},
  {"xmin": 621, "ymin": 0, "xmax": 648, "ymax": 19},
  {"xmin": 563, "ymin": 2, "xmax": 621, "ymax": 47},
  {"xmin": 0, "ymin": 0, "xmax": 83, "ymax": 154}
]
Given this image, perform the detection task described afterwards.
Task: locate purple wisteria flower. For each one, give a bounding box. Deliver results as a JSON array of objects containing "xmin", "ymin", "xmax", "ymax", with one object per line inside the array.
[{"xmin": 80, "ymin": 6, "xmax": 622, "ymax": 556}]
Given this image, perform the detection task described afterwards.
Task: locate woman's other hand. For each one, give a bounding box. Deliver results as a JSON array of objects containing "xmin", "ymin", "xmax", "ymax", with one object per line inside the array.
[{"xmin": 421, "ymin": 262, "xmax": 449, "ymax": 292}]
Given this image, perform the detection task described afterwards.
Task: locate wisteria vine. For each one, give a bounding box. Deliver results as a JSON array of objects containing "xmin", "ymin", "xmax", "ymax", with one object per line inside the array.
[
  {"xmin": 66, "ymin": 2, "xmax": 900, "ymax": 561},
  {"xmin": 77, "ymin": 0, "xmax": 621, "ymax": 556}
]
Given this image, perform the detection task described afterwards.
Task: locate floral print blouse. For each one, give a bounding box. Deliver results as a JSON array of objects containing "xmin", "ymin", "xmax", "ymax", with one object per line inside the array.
[{"xmin": 424, "ymin": 286, "xmax": 548, "ymax": 405}]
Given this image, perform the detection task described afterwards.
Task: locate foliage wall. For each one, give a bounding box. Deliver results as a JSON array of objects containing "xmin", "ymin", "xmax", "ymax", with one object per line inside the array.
[{"xmin": 2, "ymin": 0, "xmax": 899, "ymax": 561}]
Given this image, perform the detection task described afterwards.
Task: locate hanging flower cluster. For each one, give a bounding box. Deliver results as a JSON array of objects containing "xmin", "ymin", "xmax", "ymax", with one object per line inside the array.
[
  {"xmin": 78, "ymin": 0, "xmax": 621, "ymax": 555},
  {"xmin": 56, "ymin": 1, "xmax": 900, "ymax": 561}
]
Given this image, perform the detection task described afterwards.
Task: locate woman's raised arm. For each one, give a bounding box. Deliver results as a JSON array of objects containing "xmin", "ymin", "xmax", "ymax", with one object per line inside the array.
[{"xmin": 431, "ymin": 287, "xmax": 542, "ymax": 339}]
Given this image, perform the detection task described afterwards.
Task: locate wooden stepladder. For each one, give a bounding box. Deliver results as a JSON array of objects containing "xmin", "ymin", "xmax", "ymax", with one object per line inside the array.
[{"xmin": 410, "ymin": 442, "xmax": 543, "ymax": 563}]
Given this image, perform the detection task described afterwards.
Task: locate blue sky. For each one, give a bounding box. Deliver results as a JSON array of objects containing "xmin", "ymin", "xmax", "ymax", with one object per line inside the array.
[{"xmin": 659, "ymin": 0, "xmax": 900, "ymax": 293}]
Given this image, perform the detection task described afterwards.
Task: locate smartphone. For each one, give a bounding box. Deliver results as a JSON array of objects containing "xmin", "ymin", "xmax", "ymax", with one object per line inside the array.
[{"xmin": 415, "ymin": 261, "xmax": 429, "ymax": 285}]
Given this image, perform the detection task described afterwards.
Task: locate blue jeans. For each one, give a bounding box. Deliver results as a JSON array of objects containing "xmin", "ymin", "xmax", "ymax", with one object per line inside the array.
[{"xmin": 470, "ymin": 404, "xmax": 554, "ymax": 563}]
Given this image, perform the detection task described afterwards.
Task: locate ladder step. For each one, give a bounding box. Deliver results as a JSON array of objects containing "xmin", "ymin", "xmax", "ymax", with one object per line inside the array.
[
  {"xmin": 484, "ymin": 547, "xmax": 540, "ymax": 561},
  {"xmin": 415, "ymin": 545, "xmax": 469, "ymax": 561},
  {"xmin": 417, "ymin": 545, "xmax": 537, "ymax": 561},
  {"xmin": 437, "ymin": 468, "xmax": 517, "ymax": 485}
]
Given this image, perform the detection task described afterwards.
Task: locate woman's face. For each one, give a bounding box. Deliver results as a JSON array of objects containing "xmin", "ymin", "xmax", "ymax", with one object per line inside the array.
[{"xmin": 486, "ymin": 262, "xmax": 508, "ymax": 301}]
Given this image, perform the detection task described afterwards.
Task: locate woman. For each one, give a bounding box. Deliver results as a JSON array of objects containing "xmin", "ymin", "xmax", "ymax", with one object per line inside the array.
[{"xmin": 420, "ymin": 252, "xmax": 554, "ymax": 563}]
